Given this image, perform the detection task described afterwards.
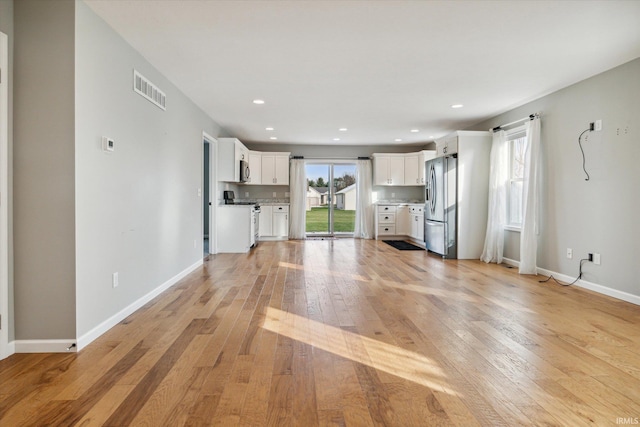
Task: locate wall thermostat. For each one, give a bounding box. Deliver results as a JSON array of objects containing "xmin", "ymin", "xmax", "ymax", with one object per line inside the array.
[{"xmin": 102, "ymin": 136, "xmax": 115, "ymax": 152}]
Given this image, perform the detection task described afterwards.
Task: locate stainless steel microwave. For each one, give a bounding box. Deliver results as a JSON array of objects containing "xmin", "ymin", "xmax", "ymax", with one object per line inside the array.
[{"xmin": 239, "ymin": 160, "xmax": 250, "ymax": 183}]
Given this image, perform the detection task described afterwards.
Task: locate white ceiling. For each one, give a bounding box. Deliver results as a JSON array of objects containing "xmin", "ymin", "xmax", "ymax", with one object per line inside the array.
[{"xmin": 85, "ymin": 0, "xmax": 640, "ymax": 146}]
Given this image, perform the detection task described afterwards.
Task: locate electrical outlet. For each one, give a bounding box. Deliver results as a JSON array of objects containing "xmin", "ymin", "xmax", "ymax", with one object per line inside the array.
[
  {"xmin": 392, "ymin": 192, "xmax": 396, "ymax": 198},
  {"xmin": 594, "ymin": 120, "xmax": 602, "ymax": 131},
  {"xmin": 593, "ymin": 253, "xmax": 601, "ymax": 265},
  {"xmin": 197, "ymin": 188, "xmax": 201, "ymax": 197},
  {"xmin": 245, "ymin": 192, "xmax": 249, "ymax": 197},
  {"xmin": 273, "ymin": 192, "xmax": 277, "ymax": 198},
  {"xmin": 566, "ymin": 248, "xmax": 573, "ymax": 259},
  {"xmin": 194, "ymin": 239, "xmax": 197, "ymax": 248},
  {"xmin": 112, "ymin": 272, "xmax": 119, "ymax": 288}
]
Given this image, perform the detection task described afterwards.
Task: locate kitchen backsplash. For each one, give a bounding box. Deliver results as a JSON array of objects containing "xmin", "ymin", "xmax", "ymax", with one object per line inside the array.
[
  {"xmin": 373, "ymin": 185, "xmax": 424, "ymax": 203},
  {"xmin": 219, "ymin": 182, "xmax": 424, "ymax": 204},
  {"xmin": 238, "ymin": 185, "xmax": 290, "ymax": 201}
]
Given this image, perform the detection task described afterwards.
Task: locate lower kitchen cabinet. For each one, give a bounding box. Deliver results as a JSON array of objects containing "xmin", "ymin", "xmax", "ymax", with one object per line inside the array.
[
  {"xmin": 259, "ymin": 205, "xmax": 289, "ymax": 239},
  {"xmin": 375, "ymin": 203, "xmax": 424, "ymax": 244}
]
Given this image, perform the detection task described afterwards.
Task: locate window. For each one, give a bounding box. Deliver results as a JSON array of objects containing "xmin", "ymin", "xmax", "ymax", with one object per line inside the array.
[{"xmin": 507, "ymin": 126, "xmax": 527, "ymax": 228}]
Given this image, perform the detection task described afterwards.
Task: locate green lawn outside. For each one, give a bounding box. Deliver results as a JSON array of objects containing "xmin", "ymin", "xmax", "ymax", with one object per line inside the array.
[{"xmin": 306, "ymin": 206, "xmax": 355, "ymax": 233}]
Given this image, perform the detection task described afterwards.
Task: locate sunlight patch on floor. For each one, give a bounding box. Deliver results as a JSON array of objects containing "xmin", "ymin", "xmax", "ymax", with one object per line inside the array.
[
  {"xmin": 262, "ymin": 307, "xmax": 459, "ymax": 396},
  {"xmin": 278, "ymin": 261, "xmax": 370, "ymax": 282}
]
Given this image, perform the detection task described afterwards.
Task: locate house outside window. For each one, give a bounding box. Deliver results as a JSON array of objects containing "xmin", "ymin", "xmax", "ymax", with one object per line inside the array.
[{"xmin": 507, "ymin": 126, "xmax": 527, "ymax": 229}]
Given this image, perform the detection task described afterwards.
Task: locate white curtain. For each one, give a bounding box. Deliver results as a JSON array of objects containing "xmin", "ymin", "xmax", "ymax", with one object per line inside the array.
[
  {"xmin": 289, "ymin": 159, "xmax": 307, "ymax": 239},
  {"xmin": 354, "ymin": 159, "xmax": 374, "ymax": 239},
  {"xmin": 481, "ymin": 130, "xmax": 508, "ymax": 264},
  {"xmin": 519, "ymin": 117, "xmax": 541, "ymax": 274}
]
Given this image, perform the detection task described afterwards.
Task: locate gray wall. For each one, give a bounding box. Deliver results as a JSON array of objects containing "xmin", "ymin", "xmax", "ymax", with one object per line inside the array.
[
  {"xmin": 470, "ymin": 58, "xmax": 640, "ymax": 298},
  {"xmin": 14, "ymin": 0, "xmax": 76, "ymax": 339},
  {"xmin": 74, "ymin": 1, "xmax": 222, "ymax": 338},
  {"xmin": 0, "ymin": 0, "xmax": 14, "ymax": 342}
]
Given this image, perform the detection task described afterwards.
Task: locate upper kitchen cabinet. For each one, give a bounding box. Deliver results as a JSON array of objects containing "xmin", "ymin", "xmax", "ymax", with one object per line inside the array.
[
  {"xmin": 373, "ymin": 154, "xmax": 405, "ymax": 185},
  {"xmin": 246, "ymin": 151, "xmax": 262, "ymax": 184},
  {"xmin": 436, "ymin": 136, "xmax": 458, "ymax": 157},
  {"xmin": 419, "ymin": 150, "xmax": 437, "ymax": 185},
  {"xmin": 261, "ymin": 153, "xmax": 290, "ymax": 185},
  {"xmin": 218, "ymin": 138, "xmax": 249, "ymax": 182},
  {"xmin": 404, "ymin": 154, "xmax": 420, "ymax": 185}
]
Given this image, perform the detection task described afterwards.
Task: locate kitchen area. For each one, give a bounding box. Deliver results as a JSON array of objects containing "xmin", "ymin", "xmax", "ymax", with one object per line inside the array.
[
  {"xmin": 215, "ymin": 138, "xmax": 291, "ymax": 253},
  {"xmin": 212, "ymin": 131, "xmax": 492, "ymax": 259}
]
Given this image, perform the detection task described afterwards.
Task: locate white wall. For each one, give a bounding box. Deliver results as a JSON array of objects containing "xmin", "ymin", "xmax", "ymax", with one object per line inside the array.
[
  {"xmin": 471, "ymin": 57, "xmax": 640, "ymax": 300},
  {"xmin": 74, "ymin": 1, "xmax": 222, "ymax": 338}
]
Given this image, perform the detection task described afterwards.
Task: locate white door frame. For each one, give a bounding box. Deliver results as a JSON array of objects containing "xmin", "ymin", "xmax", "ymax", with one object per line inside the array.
[
  {"xmin": 203, "ymin": 132, "xmax": 217, "ymax": 255},
  {"xmin": 0, "ymin": 32, "xmax": 11, "ymax": 360}
]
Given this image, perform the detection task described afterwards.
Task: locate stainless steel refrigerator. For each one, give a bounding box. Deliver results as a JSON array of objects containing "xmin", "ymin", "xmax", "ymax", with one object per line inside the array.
[{"xmin": 424, "ymin": 155, "xmax": 457, "ymax": 258}]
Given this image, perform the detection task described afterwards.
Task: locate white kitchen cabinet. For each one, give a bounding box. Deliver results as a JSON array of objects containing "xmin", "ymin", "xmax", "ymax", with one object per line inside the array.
[
  {"xmin": 261, "ymin": 153, "xmax": 290, "ymax": 185},
  {"xmin": 259, "ymin": 205, "xmax": 289, "ymax": 239},
  {"xmin": 404, "ymin": 154, "xmax": 420, "ymax": 185},
  {"xmin": 436, "ymin": 136, "xmax": 458, "ymax": 157},
  {"xmin": 273, "ymin": 211, "xmax": 288, "ymax": 238},
  {"xmin": 374, "ymin": 203, "xmax": 425, "ymax": 244},
  {"xmin": 218, "ymin": 137, "xmax": 249, "ymax": 182},
  {"xmin": 396, "ymin": 205, "xmax": 410, "ymax": 235},
  {"xmin": 373, "ymin": 154, "xmax": 405, "ymax": 185},
  {"xmin": 259, "ymin": 206, "xmax": 273, "ymax": 236},
  {"xmin": 247, "ymin": 151, "xmax": 262, "ymax": 184},
  {"xmin": 410, "ymin": 206, "xmax": 424, "ymax": 242}
]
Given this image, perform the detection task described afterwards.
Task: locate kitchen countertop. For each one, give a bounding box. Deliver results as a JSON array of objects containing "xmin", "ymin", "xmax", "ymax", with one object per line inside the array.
[{"xmin": 375, "ymin": 200, "xmax": 425, "ymax": 205}]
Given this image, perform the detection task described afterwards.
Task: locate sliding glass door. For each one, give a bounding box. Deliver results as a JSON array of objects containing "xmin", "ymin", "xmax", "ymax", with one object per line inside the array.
[{"xmin": 305, "ymin": 162, "xmax": 356, "ymax": 237}]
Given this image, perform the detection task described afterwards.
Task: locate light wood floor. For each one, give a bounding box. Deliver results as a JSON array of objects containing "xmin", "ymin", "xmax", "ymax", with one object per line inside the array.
[{"xmin": 2, "ymin": 239, "xmax": 640, "ymax": 426}]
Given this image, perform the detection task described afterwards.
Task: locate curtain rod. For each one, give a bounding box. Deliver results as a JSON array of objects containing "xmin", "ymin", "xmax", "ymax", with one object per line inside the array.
[{"xmin": 491, "ymin": 112, "xmax": 541, "ymax": 132}]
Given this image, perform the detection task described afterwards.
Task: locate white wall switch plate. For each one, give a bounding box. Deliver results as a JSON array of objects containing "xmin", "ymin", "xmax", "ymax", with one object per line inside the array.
[
  {"xmin": 102, "ymin": 136, "xmax": 115, "ymax": 152},
  {"xmin": 112, "ymin": 272, "xmax": 119, "ymax": 288},
  {"xmin": 566, "ymin": 248, "xmax": 573, "ymax": 259},
  {"xmin": 593, "ymin": 253, "xmax": 601, "ymax": 265}
]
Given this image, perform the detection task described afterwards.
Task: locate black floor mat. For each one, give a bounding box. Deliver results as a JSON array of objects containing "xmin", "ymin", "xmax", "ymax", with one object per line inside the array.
[{"xmin": 382, "ymin": 240, "xmax": 425, "ymax": 251}]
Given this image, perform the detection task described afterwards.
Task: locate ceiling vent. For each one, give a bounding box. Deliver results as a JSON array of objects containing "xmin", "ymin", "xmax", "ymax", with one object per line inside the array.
[{"xmin": 133, "ymin": 70, "xmax": 166, "ymax": 110}]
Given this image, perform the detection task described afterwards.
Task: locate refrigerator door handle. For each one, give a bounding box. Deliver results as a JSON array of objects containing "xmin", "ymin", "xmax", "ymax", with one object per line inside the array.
[{"xmin": 429, "ymin": 165, "xmax": 437, "ymax": 214}]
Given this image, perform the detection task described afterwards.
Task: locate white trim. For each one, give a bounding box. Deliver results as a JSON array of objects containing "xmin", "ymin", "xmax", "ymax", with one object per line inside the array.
[
  {"xmin": 0, "ymin": 32, "xmax": 10, "ymax": 360},
  {"xmin": 15, "ymin": 339, "xmax": 77, "ymax": 353},
  {"xmin": 75, "ymin": 259, "xmax": 203, "ymax": 351},
  {"xmin": 502, "ymin": 258, "xmax": 640, "ymax": 306}
]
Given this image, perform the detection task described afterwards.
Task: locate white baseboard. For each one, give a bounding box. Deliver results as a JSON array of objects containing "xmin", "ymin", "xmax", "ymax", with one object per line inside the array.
[
  {"xmin": 502, "ymin": 257, "xmax": 640, "ymax": 306},
  {"xmin": 15, "ymin": 339, "xmax": 76, "ymax": 353},
  {"xmin": 76, "ymin": 259, "xmax": 203, "ymax": 351}
]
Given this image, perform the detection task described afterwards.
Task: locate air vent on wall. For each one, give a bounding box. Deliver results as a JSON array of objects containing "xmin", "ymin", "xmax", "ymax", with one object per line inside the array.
[{"xmin": 133, "ymin": 70, "xmax": 166, "ymax": 110}]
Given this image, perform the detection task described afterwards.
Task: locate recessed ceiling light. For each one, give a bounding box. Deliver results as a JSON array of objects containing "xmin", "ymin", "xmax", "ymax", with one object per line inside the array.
[
  {"xmin": 451, "ymin": 104, "xmax": 464, "ymax": 109},
  {"xmin": 265, "ymin": 127, "xmax": 274, "ymax": 131},
  {"xmin": 339, "ymin": 128, "xmax": 348, "ymax": 132},
  {"xmin": 395, "ymin": 138, "xmax": 402, "ymax": 142},
  {"xmin": 253, "ymin": 99, "xmax": 265, "ymax": 105},
  {"xmin": 410, "ymin": 129, "xmax": 419, "ymax": 133},
  {"xmin": 269, "ymin": 136, "xmax": 277, "ymax": 140},
  {"xmin": 429, "ymin": 135, "xmax": 435, "ymax": 139},
  {"xmin": 333, "ymin": 138, "xmax": 340, "ymax": 141}
]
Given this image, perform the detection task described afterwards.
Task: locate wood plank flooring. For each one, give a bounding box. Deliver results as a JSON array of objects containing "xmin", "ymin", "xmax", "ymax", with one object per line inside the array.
[{"xmin": 2, "ymin": 239, "xmax": 640, "ymax": 426}]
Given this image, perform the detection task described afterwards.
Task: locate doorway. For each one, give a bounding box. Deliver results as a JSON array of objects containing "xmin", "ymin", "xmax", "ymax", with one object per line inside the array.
[
  {"xmin": 305, "ymin": 162, "xmax": 356, "ymax": 237},
  {"xmin": 203, "ymin": 133, "xmax": 216, "ymax": 256}
]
